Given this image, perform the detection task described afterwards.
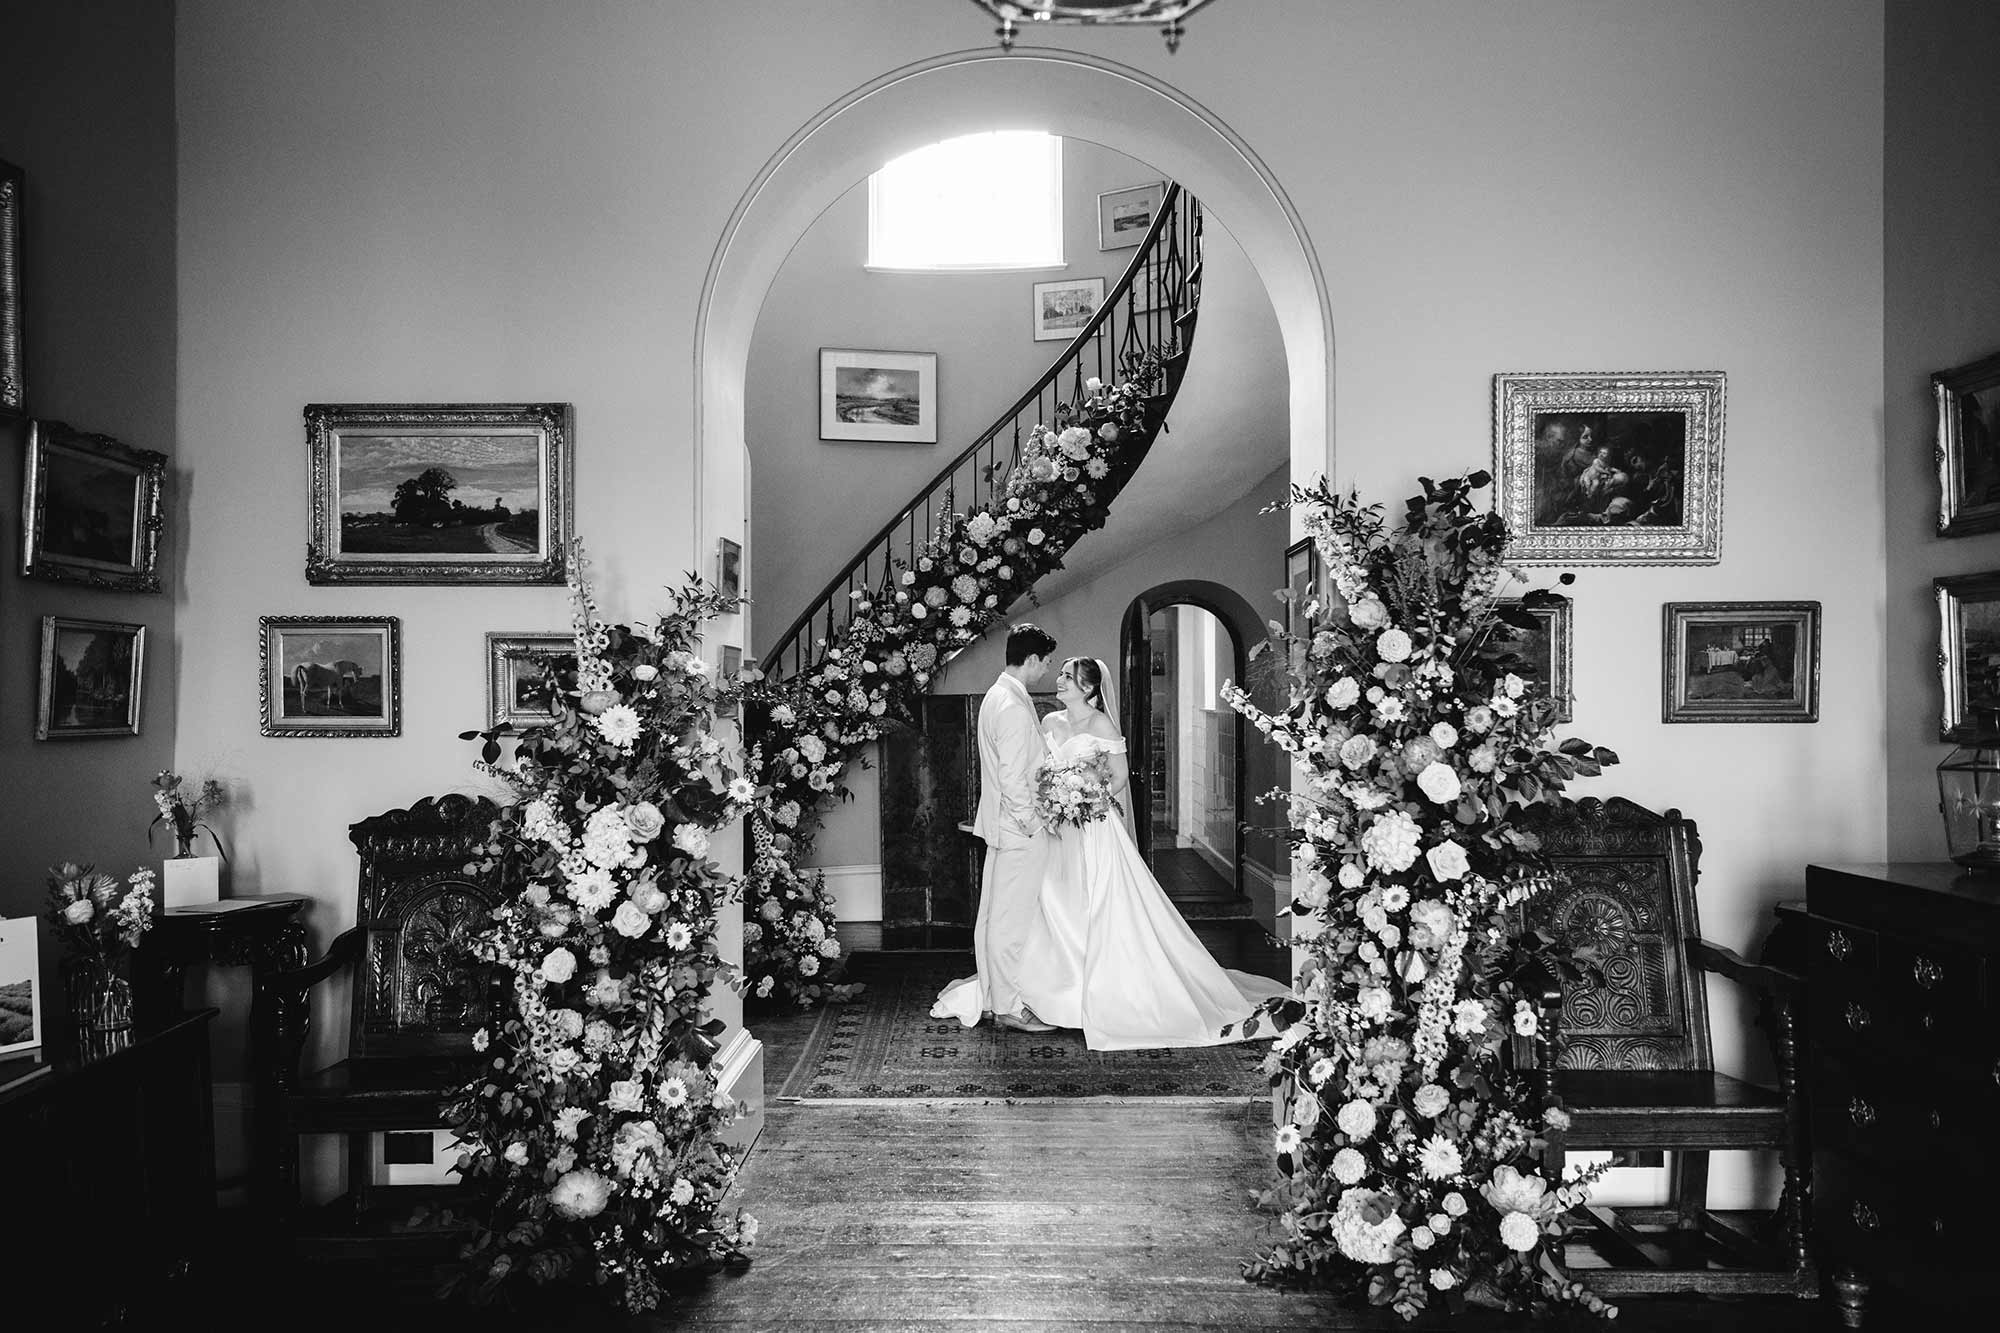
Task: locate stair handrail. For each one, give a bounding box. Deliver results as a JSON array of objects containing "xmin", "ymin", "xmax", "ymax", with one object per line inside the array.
[{"xmin": 760, "ymin": 181, "xmax": 1198, "ymax": 678}]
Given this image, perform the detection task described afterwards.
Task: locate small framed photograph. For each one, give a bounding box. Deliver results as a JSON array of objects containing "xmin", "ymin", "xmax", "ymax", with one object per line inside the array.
[
  {"xmin": 1498, "ymin": 595, "xmax": 1574, "ymax": 724},
  {"xmin": 21, "ymin": 419, "xmax": 167, "ymax": 591},
  {"xmin": 304, "ymin": 402, "xmax": 572, "ymax": 585},
  {"xmin": 819, "ymin": 348, "xmax": 937, "ymax": 444},
  {"xmin": 1936, "ymin": 572, "xmax": 2000, "ymax": 740},
  {"xmin": 717, "ymin": 644, "xmax": 743, "ymax": 720},
  {"xmin": 1933, "ymin": 350, "xmax": 2000, "ymax": 537},
  {"xmin": 486, "ymin": 632, "xmax": 573, "ymax": 730},
  {"xmin": 37, "ymin": 616, "xmax": 145, "ymax": 739},
  {"xmin": 1, "ymin": 159, "xmax": 21, "ymax": 416},
  {"xmin": 1284, "ymin": 538, "xmax": 1315, "ymax": 641},
  {"xmin": 0, "ymin": 916, "xmax": 44, "ymax": 1058},
  {"xmin": 1131, "ymin": 264, "xmax": 1169, "ymax": 315},
  {"xmin": 1032, "ymin": 276, "xmax": 1104, "ymax": 342},
  {"xmin": 1662, "ymin": 601, "xmax": 1819, "ymax": 725},
  {"xmin": 1493, "ymin": 371, "xmax": 1726, "ymax": 565},
  {"xmin": 260, "ymin": 615, "xmax": 400, "ymax": 737},
  {"xmin": 1098, "ymin": 181, "xmax": 1165, "ymax": 250},
  {"xmin": 716, "ymin": 537, "xmax": 743, "ymax": 600}
]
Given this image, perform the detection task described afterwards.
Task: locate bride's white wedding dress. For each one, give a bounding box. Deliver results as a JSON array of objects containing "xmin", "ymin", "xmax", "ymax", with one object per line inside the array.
[{"xmin": 1010, "ymin": 727, "xmax": 1291, "ymax": 1051}]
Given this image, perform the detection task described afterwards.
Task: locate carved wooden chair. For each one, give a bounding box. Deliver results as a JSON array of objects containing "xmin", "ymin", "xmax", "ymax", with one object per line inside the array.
[
  {"xmin": 264, "ymin": 794, "xmax": 506, "ymax": 1252},
  {"xmin": 1522, "ymin": 796, "xmax": 1815, "ymax": 1297}
]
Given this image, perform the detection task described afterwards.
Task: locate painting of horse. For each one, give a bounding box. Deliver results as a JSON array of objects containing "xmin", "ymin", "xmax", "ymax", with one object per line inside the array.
[{"xmin": 263, "ymin": 618, "xmax": 398, "ymax": 734}]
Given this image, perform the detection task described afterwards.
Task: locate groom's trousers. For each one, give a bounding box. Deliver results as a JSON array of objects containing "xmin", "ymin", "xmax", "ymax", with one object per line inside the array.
[{"xmin": 974, "ymin": 831, "xmax": 1047, "ymax": 1019}]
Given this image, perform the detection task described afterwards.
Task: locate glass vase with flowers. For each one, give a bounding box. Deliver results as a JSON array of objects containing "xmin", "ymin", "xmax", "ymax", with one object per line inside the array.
[
  {"xmin": 148, "ymin": 770, "xmax": 228, "ymax": 860},
  {"xmin": 45, "ymin": 863, "xmax": 157, "ymax": 1057}
]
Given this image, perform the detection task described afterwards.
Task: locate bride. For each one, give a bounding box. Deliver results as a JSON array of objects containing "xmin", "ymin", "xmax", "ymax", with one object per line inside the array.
[{"xmin": 984, "ymin": 655, "xmax": 1289, "ymax": 1050}]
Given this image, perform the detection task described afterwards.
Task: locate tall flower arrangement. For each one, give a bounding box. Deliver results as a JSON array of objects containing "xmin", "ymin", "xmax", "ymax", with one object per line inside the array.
[
  {"xmin": 447, "ymin": 552, "xmax": 761, "ymax": 1313},
  {"xmin": 1223, "ymin": 473, "xmax": 1620, "ymax": 1320},
  {"xmin": 745, "ymin": 357, "xmax": 1166, "ymax": 1003}
]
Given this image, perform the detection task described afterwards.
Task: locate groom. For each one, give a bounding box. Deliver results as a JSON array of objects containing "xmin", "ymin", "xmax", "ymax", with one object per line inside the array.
[{"xmin": 972, "ymin": 622, "xmax": 1059, "ymax": 1033}]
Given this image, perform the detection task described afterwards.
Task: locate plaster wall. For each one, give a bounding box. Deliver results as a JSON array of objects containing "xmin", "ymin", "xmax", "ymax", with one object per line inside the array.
[
  {"xmin": 0, "ymin": 0, "xmax": 177, "ymax": 994},
  {"xmin": 1884, "ymin": 0, "xmax": 2000, "ymax": 855},
  {"xmin": 172, "ymin": 0, "xmax": 1885, "ymax": 1211}
]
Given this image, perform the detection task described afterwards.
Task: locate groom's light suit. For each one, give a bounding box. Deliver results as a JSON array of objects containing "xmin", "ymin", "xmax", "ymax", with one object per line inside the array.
[{"xmin": 972, "ymin": 670, "xmax": 1048, "ymax": 1019}]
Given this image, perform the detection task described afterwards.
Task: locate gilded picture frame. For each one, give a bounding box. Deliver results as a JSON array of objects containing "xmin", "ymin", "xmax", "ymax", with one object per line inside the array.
[
  {"xmin": 486, "ymin": 632, "xmax": 572, "ymax": 730},
  {"xmin": 1935, "ymin": 572, "xmax": 2000, "ymax": 741},
  {"xmin": 1498, "ymin": 595, "xmax": 1574, "ymax": 724},
  {"xmin": 260, "ymin": 615, "xmax": 401, "ymax": 738},
  {"xmin": 37, "ymin": 616, "xmax": 145, "ymax": 740},
  {"xmin": 1494, "ymin": 371, "xmax": 1726, "ymax": 565},
  {"xmin": 1662, "ymin": 601, "xmax": 1819, "ymax": 725},
  {"xmin": 1933, "ymin": 349, "xmax": 2000, "ymax": 537},
  {"xmin": 21, "ymin": 419, "xmax": 167, "ymax": 592},
  {"xmin": 304, "ymin": 402, "xmax": 572, "ymax": 585},
  {"xmin": 0, "ymin": 159, "xmax": 22, "ymax": 416}
]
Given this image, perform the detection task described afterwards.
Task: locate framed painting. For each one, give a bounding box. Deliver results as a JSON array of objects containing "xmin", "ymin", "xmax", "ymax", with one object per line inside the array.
[
  {"xmin": 1936, "ymin": 572, "xmax": 2000, "ymax": 740},
  {"xmin": 1097, "ymin": 181, "xmax": 1165, "ymax": 250},
  {"xmin": 1498, "ymin": 595, "xmax": 1574, "ymax": 724},
  {"xmin": 1934, "ymin": 349, "xmax": 2000, "ymax": 537},
  {"xmin": 1, "ymin": 159, "xmax": 20, "ymax": 416},
  {"xmin": 1662, "ymin": 601, "xmax": 1819, "ymax": 725},
  {"xmin": 486, "ymin": 632, "xmax": 573, "ymax": 730},
  {"xmin": 260, "ymin": 615, "xmax": 401, "ymax": 737},
  {"xmin": 716, "ymin": 537, "xmax": 743, "ymax": 600},
  {"xmin": 1284, "ymin": 538, "xmax": 1315, "ymax": 641},
  {"xmin": 21, "ymin": 419, "xmax": 166, "ymax": 591},
  {"xmin": 37, "ymin": 616, "xmax": 145, "ymax": 740},
  {"xmin": 304, "ymin": 402, "xmax": 572, "ymax": 585},
  {"xmin": 717, "ymin": 644, "xmax": 743, "ymax": 720},
  {"xmin": 1493, "ymin": 371, "xmax": 1726, "ymax": 565},
  {"xmin": 819, "ymin": 348, "xmax": 937, "ymax": 444},
  {"xmin": 0, "ymin": 915, "xmax": 40, "ymax": 1058},
  {"xmin": 1032, "ymin": 276, "xmax": 1104, "ymax": 342}
]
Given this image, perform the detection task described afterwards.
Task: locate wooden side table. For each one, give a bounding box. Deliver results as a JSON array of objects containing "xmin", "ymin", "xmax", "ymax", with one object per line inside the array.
[{"xmin": 136, "ymin": 894, "xmax": 311, "ymax": 1222}]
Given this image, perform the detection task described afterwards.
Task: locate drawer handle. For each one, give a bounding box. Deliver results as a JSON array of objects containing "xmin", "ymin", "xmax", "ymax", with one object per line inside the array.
[
  {"xmin": 1852, "ymin": 1201, "xmax": 1880, "ymax": 1232},
  {"xmin": 1845, "ymin": 1001, "xmax": 1870, "ymax": 1032},
  {"xmin": 1825, "ymin": 929, "xmax": 1852, "ymax": 961},
  {"xmin": 1848, "ymin": 1097, "xmax": 1875, "ymax": 1127},
  {"xmin": 1913, "ymin": 956, "xmax": 1942, "ymax": 989}
]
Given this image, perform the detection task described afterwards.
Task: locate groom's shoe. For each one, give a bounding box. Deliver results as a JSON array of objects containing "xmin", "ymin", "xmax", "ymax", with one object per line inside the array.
[{"xmin": 996, "ymin": 1008, "xmax": 1056, "ymax": 1033}]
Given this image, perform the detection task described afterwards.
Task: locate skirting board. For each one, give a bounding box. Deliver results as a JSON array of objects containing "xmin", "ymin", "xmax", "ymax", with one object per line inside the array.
[
  {"xmin": 714, "ymin": 1027, "xmax": 765, "ymax": 1154},
  {"xmin": 810, "ymin": 862, "xmax": 883, "ymax": 922}
]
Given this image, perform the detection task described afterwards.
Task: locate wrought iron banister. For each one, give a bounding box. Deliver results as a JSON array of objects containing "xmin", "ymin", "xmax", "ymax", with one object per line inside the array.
[{"xmin": 760, "ymin": 181, "xmax": 1204, "ymax": 679}]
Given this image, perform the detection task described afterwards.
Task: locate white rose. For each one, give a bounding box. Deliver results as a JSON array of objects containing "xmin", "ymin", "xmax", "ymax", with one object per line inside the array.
[
  {"xmin": 607, "ymin": 1079, "xmax": 645, "ymax": 1113},
  {"xmin": 539, "ymin": 947, "xmax": 578, "ymax": 985},
  {"xmin": 1429, "ymin": 722, "xmax": 1458, "ymax": 749},
  {"xmin": 1324, "ymin": 677, "xmax": 1361, "ymax": 709},
  {"xmin": 504, "ymin": 1141, "xmax": 530, "ymax": 1166},
  {"xmin": 1504, "ymin": 672, "xmax": 1526, "ymax": 699},
  {"xmin": 1348, "ymin": 597, "xmax": 1388, "ymax": 630},
  {"xmin": 1467, "ymin": 744, "xmax": 1499, "ymax": 773},
  {"xmin": 1426, "ymin": 840, "xmax": 1471, "ymax": 882},
  {"xmin": 672, "ymin": 824, "xmax": 710, "ymax": 858},
  {"xmin": 633, "ymin": 664, "xmax": 659, "ymax": 682},
  {"xmin": 1513, "ymin": 1000, "xmax": 1540, "ymax": 1037},
  {"xmin": 1416, "ymin": 762, "xmax": 1461, "ymax": 805},
  {"xmin": 611, "ymin": 900, "xmax": 651, "ymax": 939},
  {"xmin": 1335, "ymin": 1099, "xmax": 1378, "ymax": 1140},
  {"xmin": 1331, "ymin": 1147, "xmax": 1368, "ymax": 1184},
  {"xmin": 1413, "ymin": 1083, "xmax": 1451, "ymax": 1118},
  {"xmin": 1336, "ymin": 861, "xmax": 1365, "ymax": 890},
  {"xmin": 63, "ymin": 899, "xmax": 95, "ymax": 925},
  {"xmin": 670, "ymin": 1177, "xmax": 696, "ymax": 1207},
  {"xmin": 626, "ymin": 801, "xmax": 666, "ymax": 841}
]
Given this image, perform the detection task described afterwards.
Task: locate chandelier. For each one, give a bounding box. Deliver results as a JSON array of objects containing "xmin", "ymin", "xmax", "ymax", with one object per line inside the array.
[{"xmin": 967, "ymin": 1, "xmax": 1220, "ymax": 54}]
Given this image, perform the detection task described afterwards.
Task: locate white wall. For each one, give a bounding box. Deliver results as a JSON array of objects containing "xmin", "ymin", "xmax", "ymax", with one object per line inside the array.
[{"xmin": 170, "ymin": 1, "xmax": 1887, "ymax": 1212}]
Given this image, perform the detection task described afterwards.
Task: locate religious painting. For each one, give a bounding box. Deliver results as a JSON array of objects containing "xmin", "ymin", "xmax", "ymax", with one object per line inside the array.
[
  {"xmin": 260, "ymin": 615, "xmax": 401, "ymax": 737},
  {"xmin": 1498, "ymin": 595, "xmax": 1573, "ymax": 724},
  {"xmin": 21, "ymin": 419, "xmax": 166, "ymax": 592},
  {"xmin": 1097, "ymin": 181, "xmax": 1165, "ymax": 250},
  {"xmin": 819, "ymin": 348, "xmax": 938, "ymax": 443},
  {"xmin": 36, "ymin": 616, "xmax": 145, "ymax": 739},
  {"xmin": 1662, "ymin": 601, "xmax": 1819, "ymax": 724},
  {"xmin": 1934, "ymin": 349, "xmax": 2000, "ymax": 537},
  {"xmin": 486, "ymin": 632, "xmax": 572, "ymax": 730},
  {"xmin": 304, "ymin": 402, "xmax": 572, "ymax": 585},
  {"xmin": 1032, "ymin": 276, "xmax": 1104, "ymax": 341},
  {"xmin": 1937, "ymin": 573, "xmax": 2000, "ymax": 740},
  {"xmin": 1493, "ymin": 372, "xmax": 1725, "ymax": 565}
]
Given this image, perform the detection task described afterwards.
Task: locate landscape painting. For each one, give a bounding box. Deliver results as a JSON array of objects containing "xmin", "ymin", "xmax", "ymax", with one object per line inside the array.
[
  {"xmin": 820, "ymin": 348, "xmax": 938, "ymax": 443},
  {"xmin": 261, "ymin": 615, "xmax": 400, "ymax": 737},
  {"xmin": 305, "ymin": 403, "xmax": 571, "ymax": 584},
  {"xmin": 1663, "ymin": 602, "xmax": 1819, "ymax": 724},
  {"xmin": 0, "ymin": 915, "xmax": 42, "ymax": 1056},
  {"xmin": 1938, "ymin": 573, "xmax": 2000, "ymax": 739},
  {"xmin": 21, "ymin": 420, "xmax": 166, "ymax": 591},
  {"xmin": 36, "ymin": 616, "xmax": 145, "ymax": 740},
  {"xmin": 1033, "ymin": 277, "xmax": 1104, "ymax": 341}
]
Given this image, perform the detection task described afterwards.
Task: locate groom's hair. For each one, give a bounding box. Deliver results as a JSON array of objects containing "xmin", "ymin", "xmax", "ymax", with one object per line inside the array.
[{"xmin": 1005, "ymin": 623, "xmax": 1057, "ymax": 665}]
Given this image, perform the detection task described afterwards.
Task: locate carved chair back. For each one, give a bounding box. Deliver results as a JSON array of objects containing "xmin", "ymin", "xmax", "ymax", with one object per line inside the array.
[
  {"xmin": 1526, "ymin": 796, "xmax": 1711, "ymax": 1072},
  {"xmin": 346, "ymin": 793, "xmax": 506, "ymax": 1061}
]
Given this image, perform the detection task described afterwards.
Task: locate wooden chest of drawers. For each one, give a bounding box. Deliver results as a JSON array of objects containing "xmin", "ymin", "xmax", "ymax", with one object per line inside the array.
[{"xmin": 1796, "ymin": 863, "xmax": 2000, "ymax": 1326}]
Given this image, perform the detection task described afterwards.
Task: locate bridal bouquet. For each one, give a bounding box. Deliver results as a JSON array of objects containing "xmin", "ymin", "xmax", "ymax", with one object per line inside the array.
[
  {"xmin": 1225, "ymin": 472, "xmax": 1619, "ymax": 1321},
  {"xmin": 1033, "ymin": 753, "xmax": 1117, "ymax": 831}
]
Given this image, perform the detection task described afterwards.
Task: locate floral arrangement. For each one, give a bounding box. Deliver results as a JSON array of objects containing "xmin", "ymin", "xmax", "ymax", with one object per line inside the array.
[
  {"xmin": 46, "ymin": 863, "xmax": 157, "ymax": 965},
  {"xmin": 745, "ymin": 356, "xmax": 1167, "ymax": 1003},
  {"xmin": 149, "ymin": 770, "xmax": 227, "ymax": 859},
  {"xmin": 1033, "ymin": 753, "xmax": 1117, "ymax": 831},
  {"xmin": 445, "ymin": 552, "xmax": 762, "ymax": 1314},
  {"xmin": 1222, "ymin": 472, "xmax": 1620, "ymax": 1320}
]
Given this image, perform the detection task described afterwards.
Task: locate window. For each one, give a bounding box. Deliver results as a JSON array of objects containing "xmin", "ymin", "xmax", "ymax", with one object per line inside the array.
[{"xmin": 868, "ymin": 131, "xmax": 1063, "ymax": 271}]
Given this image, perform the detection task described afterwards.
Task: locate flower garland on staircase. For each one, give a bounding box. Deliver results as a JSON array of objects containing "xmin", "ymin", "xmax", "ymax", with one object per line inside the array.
[
  {"xmin": 1222, "ymin": 473, "xmax": 1621, "ymax": 1320},
  {"xmin": 745, "ymin": 354, "xmax": 1170, "ymax": 1003},
  {"xmin": 446, "ymin": 554, "xmax": 760, "ymax": 1313}
]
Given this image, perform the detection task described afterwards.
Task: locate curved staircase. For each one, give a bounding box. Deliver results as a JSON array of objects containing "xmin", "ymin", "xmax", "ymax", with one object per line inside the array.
[{"xmin": 759, "ymin": 183, "xmax": 1206, "ymax": 681}]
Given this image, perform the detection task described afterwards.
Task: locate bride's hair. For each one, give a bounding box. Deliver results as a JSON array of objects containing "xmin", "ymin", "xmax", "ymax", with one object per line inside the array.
[{"xmin": 1061, "ymin": 656, "xmax": 1106, "ymax": 712}]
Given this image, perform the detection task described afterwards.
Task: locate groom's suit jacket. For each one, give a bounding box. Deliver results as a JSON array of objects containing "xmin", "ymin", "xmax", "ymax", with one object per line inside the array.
[{"xmin": 973, "ymin": 671, "xmax": 1042, "ymax": 847}]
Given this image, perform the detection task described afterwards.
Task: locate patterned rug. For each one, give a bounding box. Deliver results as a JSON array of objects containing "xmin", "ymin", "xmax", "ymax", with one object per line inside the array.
[{"xmin": 776, "ymin": 951, "xmax": 1272, "ymax": 1101}]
